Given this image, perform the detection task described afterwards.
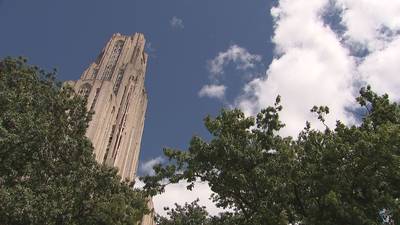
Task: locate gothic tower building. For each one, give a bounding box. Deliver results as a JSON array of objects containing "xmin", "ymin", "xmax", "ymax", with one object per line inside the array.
[
  {"xmin": 67, "ymin": 33, "xmax": 148, "ymax": 181},
  {"xmin": 67, "ymin": 33, "xmax": 155, "ymax": 225}
]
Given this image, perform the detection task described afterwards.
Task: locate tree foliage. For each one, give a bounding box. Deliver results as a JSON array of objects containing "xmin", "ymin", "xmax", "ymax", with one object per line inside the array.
[
  {"xmin": 156, "ymin": 200, "xmax": 241, "ymax": 225},
  {"xmin": 143, "ymin": 87, "xmax": 400, "ymax": 225},
  {"xmin": 0, "ymin": 57, "xmax": 148, "ymax": 225},
  {"xmin": 156, "ymin": 199, "xmax": 209, "ymax": 225}
]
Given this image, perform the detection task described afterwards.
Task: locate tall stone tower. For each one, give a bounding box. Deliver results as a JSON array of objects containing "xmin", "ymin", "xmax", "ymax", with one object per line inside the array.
[
  {"xmin": 67, "ymin": 33, "xmax": 155, "ymax": 225},
  {"xmin": 67, "ymin": 33, "xmax": 148, "ymax": 181}
]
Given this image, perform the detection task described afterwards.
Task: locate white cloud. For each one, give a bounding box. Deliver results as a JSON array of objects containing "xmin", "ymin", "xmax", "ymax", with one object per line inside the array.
[
  {"xmin": 337, "ymin": 0, "xmax": 400, "ymax": 101},
  {"xmin": 337, "ymin": 0, "xmax": 400, "ymax": 51},
  {"xmin": 139, "ymin": 157, "xmax": 165, "ymax": 176},
  {"xmin": 234, "ymin": 0, "xmax": 400, "ymax": 137},
  {"xmin": 153, "ymin": 180, "xmax": 223, "ymax": 217},
  {"xmin": 137, "ymin": 160, "xmax": 224, "ymax": 217},
  {"xmin": 200, "ymin": 45, "xmax": 261, "ymax": 100},
  {"xmin": 358, "ymin": 37, "xmax": 400, "ymax": 100},
  {"xmin": 170, "ymin": 16, "xmax": 184, "ymax": 29},
  {"xmin": 134, "ymin": 178, "xmax": 222, "ymax": 217},
  {"xmin": 134, "ymin": 177, "xmax": 146, "ymax": 189},
  {"xmin": 236, "ymin": 0, "xmax": 357, "ymax": 137},
  {"xmin": 208, "ymin": 45, "xmax": 262, "ymax": 77},
  {"xmin": 198, "ymin": 84, "xmax": 227, "ymax": 100}
]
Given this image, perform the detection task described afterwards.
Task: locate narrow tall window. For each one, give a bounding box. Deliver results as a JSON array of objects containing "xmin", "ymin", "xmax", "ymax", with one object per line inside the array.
[
  {"xmin": 92, "ymin": 68, "xmax": 98, "ymax": 79},
  {"xmin": 103, "ymin": 40, "xmax": 124, "ymax": 80},
  {"xmin": 90, "ymin": 88, "xmax": 100, "ymax": 112},
  {"xmin": 103, "ymin": 125, "xmax": 116, "ymax": 164},
  {"xmin": 113, "ymin": 70, "xmax": 124, "ymax": 95}
]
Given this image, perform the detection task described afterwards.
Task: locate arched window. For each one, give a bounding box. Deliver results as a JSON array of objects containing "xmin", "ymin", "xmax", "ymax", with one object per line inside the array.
[{"xmin": 103, "ymin": 40, "xmax": 124, "ymax": 80}]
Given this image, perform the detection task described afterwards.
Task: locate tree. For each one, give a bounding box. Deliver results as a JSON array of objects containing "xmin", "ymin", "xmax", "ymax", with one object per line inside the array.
[
  {"xmin": 143, "ymin": 87, "xmax": 400, "ymax": 225},
  {"xmin": 156, "ymin": 200, "xmax": 242, "ymax": 225},
  {"xmin": 0, "ymin": 57, "xmax": 148, "ymax": 225},
  {"xmin": 156, "ymin": 199, "xmax": 209, "ymax": 225}
]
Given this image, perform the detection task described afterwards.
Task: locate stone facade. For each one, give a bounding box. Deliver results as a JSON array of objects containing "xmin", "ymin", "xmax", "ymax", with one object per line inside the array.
[
  {"xmin": 68, "ymin": 33, "xmax": 154, "ymax": 225},
  {"xmin": 69, "ymin": 33, "xmax": 147, "ymax": 180}
]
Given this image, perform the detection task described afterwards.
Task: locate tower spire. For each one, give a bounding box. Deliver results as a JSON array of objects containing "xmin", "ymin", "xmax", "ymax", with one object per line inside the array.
[{"xmin": 70, "ymin": 33, "xmax": 148, "ymax": 180}]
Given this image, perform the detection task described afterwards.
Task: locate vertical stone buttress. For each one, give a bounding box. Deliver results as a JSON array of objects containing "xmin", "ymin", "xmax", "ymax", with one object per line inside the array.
[{"xmin": 70, "ymin": 33, "xmax": 148, "ymax": 181}]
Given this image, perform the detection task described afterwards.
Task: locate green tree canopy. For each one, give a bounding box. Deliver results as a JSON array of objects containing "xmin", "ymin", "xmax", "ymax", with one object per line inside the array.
[
  {"xmin": 0, "ymin": 57, "xmax": 148, "ymax": 225},
  {"xmin": 156, "ymin": 199, "xmax": 209, "ymax": 225},
  {"xmin": 156, "ymin": 200, "xmax": 241, "ymax": 225},
  {"xmin": 143, "ymin": 87, "xmax": 400, "ymax": 225}
]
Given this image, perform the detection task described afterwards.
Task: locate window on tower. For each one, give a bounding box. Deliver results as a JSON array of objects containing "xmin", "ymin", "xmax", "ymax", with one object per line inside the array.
[
  {"xmin": 90, "ymin": 88, "xmax": 100, "ymax": 112},
  {"xmin": 113, "ymin": 70, "xmax": 124, "ymax": 95},
  {"xmin": 92, "ymin": 68, "xmax": 99, "ymax": 79},
  {"xmin": 103, "ymin": 40, "xmax": 124, "ymax": 80}
]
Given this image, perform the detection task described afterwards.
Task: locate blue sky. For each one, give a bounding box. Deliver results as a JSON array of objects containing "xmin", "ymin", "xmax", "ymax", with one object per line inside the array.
[
  {"xmin": 0, "ymin": 0, "xmax": 274, "ymax": 165},
  {"xmin": 2, "ymin": 0, "xmax": 400, "ymax": 216}
]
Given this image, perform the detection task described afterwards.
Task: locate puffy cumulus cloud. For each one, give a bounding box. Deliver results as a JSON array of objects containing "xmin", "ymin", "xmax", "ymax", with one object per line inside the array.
[
  {"xmin": 198, "ymin": 84, "xmax": 227, "ymax": 100},
  {"xmin": 235, "ymin": 0, "xmax": 400, "ymax": 137},
  {"xmin": 152, "ymin": 180, "xmax": 223, "ymax": 217},
  {"xmin": 337, "ymin": 0, "xmax": 400, "ymax": 51},
  {"xmin": 358, "ymin": 37, "xmax": 400, "ymax": 100},
  {"xmin": 337, "ymin": 0, "xmax": 400, "ymax": 101},
  {"xmin": 208, "ymin": 45, "xmax": 262, "ymax": 77},
  {"xmin": 200, "ymin": 45, "xmax": 261, "ymax": 100},
  {"xmin": 237, "ymin": 0, "xmax": 357, "ymax": 137},
  {"xmin": 139, "ymin": 157, "xmax": 165, "ymax": 176},
  {"xmin": 170, "ymin": 16, "xmax": 184, "ymax": 29}
]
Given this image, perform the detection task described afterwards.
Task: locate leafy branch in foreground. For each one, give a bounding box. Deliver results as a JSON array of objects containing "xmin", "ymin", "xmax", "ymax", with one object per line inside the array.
[
  {"xmin": 143, "ymin": 87, "xmax": 400, "ymax": 225},
  {"xmin": 0, "ymin": 57, "xmax": 148, "ymax": 225},
  {"xmin": 156, "ymin": 199, "xmax": 242, "ymax": 225}
]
